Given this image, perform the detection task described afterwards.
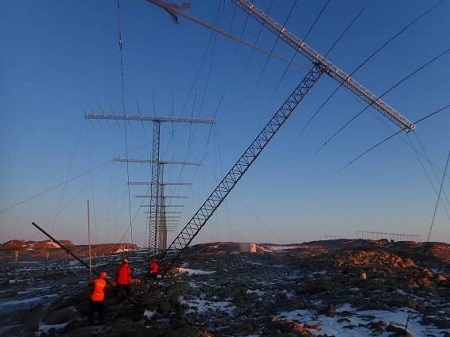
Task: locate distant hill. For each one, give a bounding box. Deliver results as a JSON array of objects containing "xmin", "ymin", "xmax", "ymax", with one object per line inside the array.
[
  {"xmin": 0, "ymin": 239, "xmax": 140, "ymax": 261},
  {"xmin": 2, "ymin": 239, "xmax": 76, "ymax": 250},
  {"xmin": 1, "ymin": 238, "xmax": 449, "ymax": 270},
  {"xmin": 187, "ymin": 239, "xmax": 450, "ymax": 272}
]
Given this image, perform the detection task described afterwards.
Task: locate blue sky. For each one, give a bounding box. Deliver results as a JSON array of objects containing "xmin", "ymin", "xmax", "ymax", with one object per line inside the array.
[{"xmin": 1, "ymin": 0, "xmax": 449, "ymax": 246}]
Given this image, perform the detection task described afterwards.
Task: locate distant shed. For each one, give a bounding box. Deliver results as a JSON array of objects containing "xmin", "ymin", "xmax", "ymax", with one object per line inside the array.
[{"xmin": 239, "ymin": 243, "xmax": 257, "ymax": 253}]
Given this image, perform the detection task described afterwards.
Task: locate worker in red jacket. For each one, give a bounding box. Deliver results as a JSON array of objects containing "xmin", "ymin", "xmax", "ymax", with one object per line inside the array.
[
  {"xmin": 149, "ymin": 258, "xmax": 159, "ymax": 281},
  {"xmin": 116, "ymin": 257, "xmax": 132, "ymax": 298},
  {"xmin": 88, "ymin": 271, "xmax": 107, "ymax": 325}
]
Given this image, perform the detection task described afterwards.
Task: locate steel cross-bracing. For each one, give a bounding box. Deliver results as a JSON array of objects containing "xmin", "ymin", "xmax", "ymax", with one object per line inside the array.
[
  {"xmin": 157, "ymin": 64, "xmax": 324, "ymax": 278},
  {"xmin": 149, "ymin": 121, "xmax": 161, "ymax": 255},
  {"xmin": 158, "ymin": 164, "xmax": 166, "ymax": 251},
  {"xmin": 232, "ymin": 0, "xmax": 415, "ymax": 132}
]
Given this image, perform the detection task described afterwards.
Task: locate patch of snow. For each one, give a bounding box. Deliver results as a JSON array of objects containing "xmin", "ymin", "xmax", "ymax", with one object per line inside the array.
[
  {"xmin": 246, "ymin": 261, "xmax": 265, "ymax": 266},
  {"xmin": 17, "ymin": 286, "xmax": 51, "ymax": 294},
  {"xmin": 68, "ymin": 260, "xmax": 88, "ymax": 268},
  {"xmin": 178, "ymin": 267, "xmax": 215, "ymax": 276},
  {"xmin": 38, "ymin": 322, "xmax": 70, "ymax": 335},
  {"xmin": 396, "ymin": 289, "xmax": 408, "ymax": 295},
  {"xmin": 116, "ymin": 247, "xmax": 134, "ymax": 253},
  {"xmin": 278, "ymin": 304, "xmax": 450, "ymax": 337},
  {"xmin": 246, "ymin": 289, "xmax": 264, "ymax": 297},
  {"xmin": 0, "ymin": 294, "xmax": 57, "ymax": 311},
  {"xmin": 263, "ymin": 245, "xmax": 304, "ymax": 251},
  {"xmin": 14, "ymin": 261, "xmax": 37, "ymax": 265},
  {"xmin": 144, "ymin": 310, "xmax": 156, "ymax": 320},
  {"xmin": 183, "ymin": 298, "xmax": 236, "ymax": 316}
]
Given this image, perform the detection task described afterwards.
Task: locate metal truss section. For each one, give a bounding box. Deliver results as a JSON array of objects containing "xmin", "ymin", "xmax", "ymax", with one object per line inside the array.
[
  {"xmin": 159, "ymin": 64, "xmax": 324, "ymax": 270},
  {"xmin": 148, "ymin": 121, "xmax": 161, "ymax": 255},
  {"xmin": 232, "ymin": 0, "xmax": 415, "ymax": 131}
]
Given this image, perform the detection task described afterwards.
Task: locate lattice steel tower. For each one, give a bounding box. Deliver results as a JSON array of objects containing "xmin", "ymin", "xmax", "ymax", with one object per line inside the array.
[{"xmin": 85, "ymin": 113, "xmax": 214, "ymax": 255}]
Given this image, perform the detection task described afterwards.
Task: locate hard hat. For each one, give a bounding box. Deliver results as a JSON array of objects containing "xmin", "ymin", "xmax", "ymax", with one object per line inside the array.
[{"xmin": 100, "ymin": 271, "xmax": 107, "ymax": 279}]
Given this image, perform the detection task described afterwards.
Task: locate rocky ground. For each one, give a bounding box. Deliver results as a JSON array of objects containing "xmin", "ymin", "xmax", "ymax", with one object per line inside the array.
[{"xmin": 0, "ymin": 239, "xmax": 449, "ymax": 336}]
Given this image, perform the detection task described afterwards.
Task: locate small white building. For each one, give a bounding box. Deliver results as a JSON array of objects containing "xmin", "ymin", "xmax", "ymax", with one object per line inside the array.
[{"xmin": 239, "ymin": 242, "xmax": 257, "ymax": 253}]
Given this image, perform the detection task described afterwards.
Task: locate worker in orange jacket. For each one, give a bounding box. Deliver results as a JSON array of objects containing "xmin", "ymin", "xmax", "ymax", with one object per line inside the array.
[
  {"xmin": 88, "ymin": 271, "xmax": 107, "ymax": 325},
  {"xmin": 149, "ymin": 258, "xmax": 159, "ymax": 281},
  {"xmin": 116, "ymin": 257, "xmax": 132, "ymax": 298}
]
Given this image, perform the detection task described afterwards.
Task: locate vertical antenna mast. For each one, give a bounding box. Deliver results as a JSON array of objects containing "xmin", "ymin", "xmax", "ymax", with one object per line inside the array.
[{"xmin": 85, "ymin": 114, "xmax": 214, "ymax": 253}]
